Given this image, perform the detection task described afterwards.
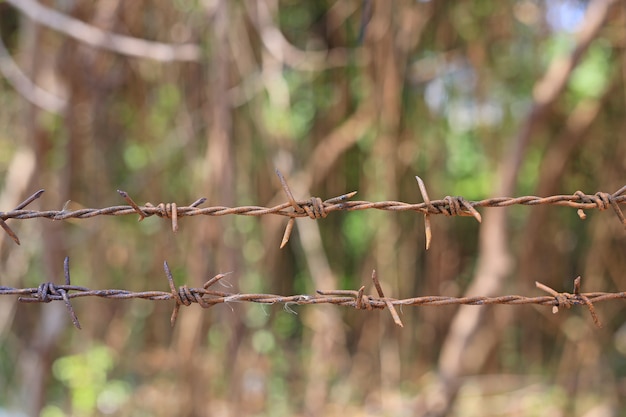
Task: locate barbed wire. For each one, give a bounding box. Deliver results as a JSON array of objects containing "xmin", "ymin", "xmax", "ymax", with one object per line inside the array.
[
  {"xmin": 0, "ymin": 257, "xmax": 615, "ymax": 330},
  {"xmin": 1, "ymin": 173, "xmax": 624, "ymax": 329},
  {"xmin": 1, "ymin": 171, "xmax": 625, "ymax": 248}
]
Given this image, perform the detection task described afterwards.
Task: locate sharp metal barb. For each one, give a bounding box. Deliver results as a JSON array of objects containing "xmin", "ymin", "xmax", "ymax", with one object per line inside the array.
[
  {"xmin": 171, "ymin": 202, "xmax": 178, "ymax": 233},
  {"xmin": 190, "ymin": 197, "xmax": 207, "ymax": 208},
  {"xmin": 0, "ymin": 218, "xmax": 20, "ymax": 245},
  {"xmin": 0, "ymin": 186, "xmax": 41, "ymax": 245},
  {"xmin": 163, "ymin": 261, "xmax": 181, "ymax": 327},
  {"xmin": 276, "ymin": 169, "xmax": 302, "ymax": 213},
  {"xmin": 612, "ymin": 185, "xmax": 626, "ymax": 198},
  {"xmin": 324, "ymin": 191, "xmax": 358, "ymax": 204},
  {"xmin": 356, "ymin": 286, "xmax": 365, "ymax": 310},
  {"xmin": 609, "ymin": 198, "xmax": 626, "ymax": 230},
  {"xmin": 60, "ymin": 289, "xmax": 81, "ymax": 329},
  {"xmin": 117, "ymin": 189, "xmax": 147, "ymax": 221},
  {"xmin": 415, "ymin": 176, "xmax": 433, "ymax": 250},
  {"xmin": 572, "ymin": 276, "xmax": 601, "ymax": 328},
  {"xmin": 15, "ymin": 189, "xmax": 45, "ymax": 210},
  {"xmin": 372, "ymin": 270, "xmax": 383, "ymax": 298},
  {"xmin": 280, "ymin": 217, "xmax": 295, "ymax": 249},
  {"xmin": 371, "ymin": 270, "xmax": 403, "ymax": 327},
  {"xmin": 573, "ymin": 276, "xmax": 581, "ymax": 295},
  {"xmin": 460, "ymin": 198, "xmax": 482, "ymax": 223},
  {"xmin": 203, "ymin": 272, "xmax": 233, "ymax": 289}
]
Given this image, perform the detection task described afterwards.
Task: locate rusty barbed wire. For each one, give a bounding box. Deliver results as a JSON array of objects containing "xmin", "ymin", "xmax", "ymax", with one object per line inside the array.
[
  {"xmin": 1, "ymin": 172, "xmax": 625, "ymax": 248},
  {"xmin": 0, "ymin": 256, "xmax": 618, "ymax": 329}
]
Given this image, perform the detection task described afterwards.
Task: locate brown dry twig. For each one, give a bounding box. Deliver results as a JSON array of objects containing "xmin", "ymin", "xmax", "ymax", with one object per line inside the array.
[
  {"xmin": 1, "ymin": 173, "xmax": 625, "ymax": 247},
  {"xmin": 0, "ymin": 257, "xmax": 618, "ymax": 329}
]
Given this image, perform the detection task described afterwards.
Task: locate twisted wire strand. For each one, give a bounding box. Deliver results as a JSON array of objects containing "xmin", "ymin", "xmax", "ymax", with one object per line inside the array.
[
  {"xmin": 4, "ymin": 190, "xmax": 626, "ymax": 220},
  {"xmin": 0, "ymin": 257, "xmax": 618, "ymax": 329},
  {"xmin": 0, "ymin": 173, "xmax": 624, "ymax": 248},
  {"xmin": 1, "ymin": 174, "xmax": 624, "ymax": 329}
]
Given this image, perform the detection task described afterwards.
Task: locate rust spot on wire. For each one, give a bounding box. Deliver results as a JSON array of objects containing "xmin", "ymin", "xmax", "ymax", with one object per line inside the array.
[{"xmin": 573, "ymin": 276, "xmax": 601, "ymax": 328}]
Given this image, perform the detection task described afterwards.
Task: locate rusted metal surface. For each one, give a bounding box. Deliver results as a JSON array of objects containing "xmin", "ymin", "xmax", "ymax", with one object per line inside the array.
[
  {"xmin": 0, "ymin": 173, "xmax": 624, "ymax": 248},
  {"xmin": 0, "ymin": 257, "xmax": 616, "ymax": 329},
  {"xmin": 1, "ymin": 173, "xmax": 624, "ymax": 330}
]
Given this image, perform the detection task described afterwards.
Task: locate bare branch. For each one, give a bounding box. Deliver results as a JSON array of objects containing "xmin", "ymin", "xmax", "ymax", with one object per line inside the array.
[
  {"xmin": 0, "ymin": 35, "xmax": 66, "ymax": 113},
  {"xmin": 245, "ymin": 0, "xmax": 352, "ymax": 71},
  {"xmin": 5, "ymin": 0, "xmax": 201, "ymax": 62}
]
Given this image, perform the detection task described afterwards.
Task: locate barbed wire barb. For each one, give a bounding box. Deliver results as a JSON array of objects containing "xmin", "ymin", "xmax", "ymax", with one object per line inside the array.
[
  {"xmin": 536, "ymin": 276, "xmax": 602, "ymax": 327},
  {"xmin": 275, "ymin": 169, "xmax": 357, "ymax": 248},
  {"xmin": 371, "ymin": 269, "xmax": 403, "ymax": 327},
  {"xmin": 0, "ymin": 188, "xmax": 45, "ymax": 245},
  {"xmin": 415, "ymin": 176, "xmax": 433, "ymax": 250},
  {"xmin": 117, "ymin": 189, "xmax": 147, "ymax": 221},
  {"xmin": 16, "ymin": 256, "xmax": 81, "ymax": 329},
  {"xmin": 415, "ymin": 176, "xmax": 484, "ymax": 248}
]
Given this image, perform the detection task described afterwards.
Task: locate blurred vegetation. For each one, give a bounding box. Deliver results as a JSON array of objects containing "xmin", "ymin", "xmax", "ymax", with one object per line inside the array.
[{"xmin": 0, "ymin": 0, "xmax": 625, "ymax": 416}]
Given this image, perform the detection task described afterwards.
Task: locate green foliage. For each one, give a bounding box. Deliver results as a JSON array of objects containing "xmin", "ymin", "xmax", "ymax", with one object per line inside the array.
[
  {"xmin": 50, "ymin": 345, "xmax": 130, "ymax": 416},
  {"xmin": 261, "ymin": 97, "xmax": 315, "ymax": 141},
  {"xmin": 149, "ymin": 84, "xmax": 182, "ymax": 137},
  {"xmin": 252, "ymin": 329, "xmax": 276, "ymax": 354},
  {"xmin": 123, "ymin": 142, "xmax": 151, "ymax": 171},
  {"xmin": 569, "ymin": 39, "xmax": 612, "ymax": 99},
  {"xmin": 341, "ymin": 211, "xmax": 374, "ymax": 259},
  {"xmin": 517, "ymin": 144, "xmax": 544, "ymax": 195},
  {"xmin": 444, "ymin": 131, "xmax": 491, "ymax": 198}
]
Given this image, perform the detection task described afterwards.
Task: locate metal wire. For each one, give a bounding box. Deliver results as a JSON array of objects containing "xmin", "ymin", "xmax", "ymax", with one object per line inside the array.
[
  {"xmin": 0, "ymin": 173, "xmax": 625, "ymax": 248},
  {"xmin": 1, "ymin": 173, "xmax": 624, "ymax": 329},
  {"xmin": 0, "ymin": 258, "xmax": 615, "ymax": 329}
]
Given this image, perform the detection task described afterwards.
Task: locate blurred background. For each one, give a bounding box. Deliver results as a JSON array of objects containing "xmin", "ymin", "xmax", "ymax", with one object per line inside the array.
[{"xmin": 0, "ymin": 0, "xmax": 625, "ymax": 416}]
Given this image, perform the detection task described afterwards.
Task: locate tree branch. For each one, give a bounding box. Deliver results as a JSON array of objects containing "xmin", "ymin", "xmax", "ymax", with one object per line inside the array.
[
  {"xmin": 0, "ymin": 35, "xmax": 66, "ymax": 113},
  {"xmin": 5, "ymin": 0, "xmax": 201, "ymax": 62}
]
